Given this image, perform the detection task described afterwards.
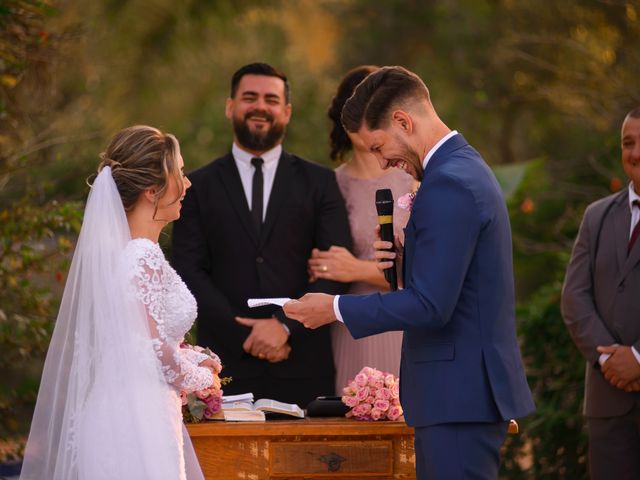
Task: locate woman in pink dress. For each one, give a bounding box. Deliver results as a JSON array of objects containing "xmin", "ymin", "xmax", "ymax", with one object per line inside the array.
[{"xmin": 308, "ymin": 66, "xmax": 416, "ymax": 394}]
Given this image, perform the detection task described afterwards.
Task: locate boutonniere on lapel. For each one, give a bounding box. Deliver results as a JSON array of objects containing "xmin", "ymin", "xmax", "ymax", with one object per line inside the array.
[{"xmin": 397, "ymin": 191, "xmax": 416, "ymax": 211}]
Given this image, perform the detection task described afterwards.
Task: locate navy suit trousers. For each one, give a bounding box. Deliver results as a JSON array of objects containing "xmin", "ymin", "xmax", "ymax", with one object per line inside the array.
[{"xmin": 414, "ymin": 421, "xmax": 509, "ymax": 480}]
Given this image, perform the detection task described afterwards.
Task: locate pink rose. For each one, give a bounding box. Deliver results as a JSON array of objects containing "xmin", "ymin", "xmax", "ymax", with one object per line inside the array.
[
  {"xmin": 343, "ymin": 395, "xmax": 359, "ymax": 408},
  {"xmin": 354, "ymin": 373, "xmax": 368, "ymax": 387},
  {"xmin": 203, "ymin": 391, "xmax": 222, "ymax": 418},
  {"xmin": 180, "ymin": 391, "xmax": 188, "ymax": 406},
  {"xmin": 374, "ymin": 399, "xmax": 390, "ymax": 411},
  {"xmin": 351, "ymin": 403, "xmax": 367, "ymax": 418},
  {"xmin": 384, "ymin": 374, "xmax": 396, "ymax": 387},
  {"xmin": 366, "ymin": 396, "xmax": 375, "ymax": 404},
  {"xmin": 343, "ymin": 385, "xmax": 356, "ymax": 396},
  {"xmin": 390, "ymin": 383, "xmax": 400, "ymax": 398},
  {"xmin": 370, "ymin": 408, "xmax": 383, "ymax": 420},
  {"xmin": 387, "ymin": 405, "xmax": 403, "ymax": 421},
  {"xmin": 352, "ymin": 403, "xmax": 371, "ymax": 419},
  {"xmin": 196, "ymin": 388, "xmax": 213, "ymax": 400},
  {"xmin": 376, "ymin": 388, "xmax": 392, "ymax": 400},
  {"xmin": 356, "ymin": 386, "xmax": 370, "ymax": 402}
]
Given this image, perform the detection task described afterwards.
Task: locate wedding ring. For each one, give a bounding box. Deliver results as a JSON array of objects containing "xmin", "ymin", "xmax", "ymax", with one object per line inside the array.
[
  {"xmin": 258, "ymin": 353, "xmax": 265, "ymax": 359},
  {"xmin": 320, "ymin": 265, "xmax": 328, "ymax": 272}
]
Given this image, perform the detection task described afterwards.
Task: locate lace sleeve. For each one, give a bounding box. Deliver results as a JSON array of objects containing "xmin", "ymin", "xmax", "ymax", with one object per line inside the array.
[
  {"xmin": 181, "ymin": 348, "xmax": 210, "ymax": 366},
  {"xmin": 128, "ymin": 244, "xmax": 213, "ymax": 393}
]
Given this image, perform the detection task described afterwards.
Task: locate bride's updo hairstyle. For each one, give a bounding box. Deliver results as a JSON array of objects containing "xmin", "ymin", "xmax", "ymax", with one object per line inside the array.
[{"xmin": 97, "ymin": 125, "xmax": 183, "ymax": 217}]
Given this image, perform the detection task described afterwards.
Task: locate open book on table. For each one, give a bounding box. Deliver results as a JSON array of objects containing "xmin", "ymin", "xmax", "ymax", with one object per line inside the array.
[{"xmin": 214, "ymin": 393, "xmax": 305, "ymax": 421}]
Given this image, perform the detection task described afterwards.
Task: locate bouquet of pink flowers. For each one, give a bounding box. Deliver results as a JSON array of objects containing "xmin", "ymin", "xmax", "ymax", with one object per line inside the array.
[
  {"xmin": 179, "ymin": 344, "xmax": 231, "ymax": 423},
  {"xmin": 341, "ymin": 366, "xmax": 403, "ymax": 421}
]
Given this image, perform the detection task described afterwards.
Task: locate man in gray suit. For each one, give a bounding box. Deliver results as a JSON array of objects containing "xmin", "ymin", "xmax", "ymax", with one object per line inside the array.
[{"xmin": 562, "ymin": 106, "xmax": 640, "ymax": 479}]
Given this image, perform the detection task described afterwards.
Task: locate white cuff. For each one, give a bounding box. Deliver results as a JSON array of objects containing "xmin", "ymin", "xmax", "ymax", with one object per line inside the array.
[
  {"xmin": 632, "ymin": 346, "xmax": 640, "ymax": 365},
  {"xmin": 333, "ymin": 295, "xmax": 344, "ymax": 323},
  {"xmin": 598, "ymin": 353, "xmax": 611, "ymax": 367},
  {"xmin": 280, "ymin": 321, "xmax": 290, "ymax": 336}
]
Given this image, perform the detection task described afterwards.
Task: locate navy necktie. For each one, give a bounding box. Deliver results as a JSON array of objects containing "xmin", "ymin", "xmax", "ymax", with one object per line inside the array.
[
  {"xmin": 251, "ymin": 157, "xmax": 264, "ymax": 233},
  {"xmin": 629, "ymin": 200, "xmax": 640, "ymax": 255}
]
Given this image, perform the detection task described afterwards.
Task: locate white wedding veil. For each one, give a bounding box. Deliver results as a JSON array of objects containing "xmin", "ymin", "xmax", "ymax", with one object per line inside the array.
[{"xmin": 20, "ymin": 167, "xmax": 194, "ymax": 479}]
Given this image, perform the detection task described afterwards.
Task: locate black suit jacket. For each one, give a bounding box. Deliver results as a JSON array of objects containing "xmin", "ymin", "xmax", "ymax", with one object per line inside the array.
[{"xmin": 171, "ymin": 150, "xmax": 352, "ymax": 402}]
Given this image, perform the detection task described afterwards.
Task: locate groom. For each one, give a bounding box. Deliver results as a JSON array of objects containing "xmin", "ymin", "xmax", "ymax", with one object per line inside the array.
[{"xmin": 284, "ymin": 66, "xmax": 535, "ymax": 479}]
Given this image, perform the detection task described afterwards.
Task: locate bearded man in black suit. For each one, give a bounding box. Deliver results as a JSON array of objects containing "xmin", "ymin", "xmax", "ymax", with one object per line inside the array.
[{"xmin": 172, "ymin": 63, "xmax": 352, "ymax": 407}]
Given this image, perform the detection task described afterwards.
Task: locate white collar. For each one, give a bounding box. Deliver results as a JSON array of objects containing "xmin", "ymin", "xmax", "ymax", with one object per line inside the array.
[
  {"xmin": 232, "ymin": 143, "xmax": 282, "ymax": 167},
  {"xmin": 422, "ymin": 130, "xmax": 458, "ymax": 170},
  {"xmin": 628, "ymin": 182, "xmax": 640, "ymax": 210}
]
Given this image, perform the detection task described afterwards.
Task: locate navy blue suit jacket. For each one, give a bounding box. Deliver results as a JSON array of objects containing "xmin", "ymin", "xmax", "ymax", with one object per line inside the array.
[{"xmin": 339, "ymin": 134, "xmax": 535, "ymax": 427}]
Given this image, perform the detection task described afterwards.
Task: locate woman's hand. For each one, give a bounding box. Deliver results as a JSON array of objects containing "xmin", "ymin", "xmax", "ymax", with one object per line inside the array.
[
  {"xmin": 199, "ymin": 357, "xmax": 222, "ymax": 375},
  {"xmin": 308, "ymin": 246, "xmax": 362, "ymax": 283}
]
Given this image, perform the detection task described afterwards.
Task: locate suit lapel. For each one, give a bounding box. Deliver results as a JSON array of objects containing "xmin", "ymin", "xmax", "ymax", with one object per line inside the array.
[
  {"xmin": 217, "ymin": 153, "xmax": 259, "ymax": 246},
  {"xmin": 612, "ymin": 198, "xmax": 630, "ymax": 276},
  {"xmin": 260, "ymin": 152, "xmax": 294, "ymax": 247}
]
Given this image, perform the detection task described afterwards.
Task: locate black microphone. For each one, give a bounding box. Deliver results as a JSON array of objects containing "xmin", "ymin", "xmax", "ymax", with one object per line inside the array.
[{"xmin": 375, "ymin": 188, "xmax": 398, "ymax": 291}]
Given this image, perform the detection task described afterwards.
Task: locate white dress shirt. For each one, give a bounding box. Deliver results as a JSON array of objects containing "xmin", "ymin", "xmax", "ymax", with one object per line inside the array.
[
  {"xmin": 600, "ymin": 182, "xmax": 640, "ymax": 366},
  {"xmin": 333, "ymin": 131, "xmax": 459, "ymax": 323},
  {"xmin": 628, "ymin": 182, "xmax": 640, "ymax": 237},
  {"xmin": 232, "ymin": 143, "xmax": 282, "ymax": 221}
]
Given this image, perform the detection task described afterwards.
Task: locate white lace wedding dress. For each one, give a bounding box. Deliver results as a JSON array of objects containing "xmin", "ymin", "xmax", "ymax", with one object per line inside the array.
[
  {"xmin": 74, "ymin": 238, "xmax": 213, "ymax": 480},
  {"xmin": 20, "ymin": 167, "xmax": 213, "ymax": 480},
  {"xmin": 111, "ymin": 237, "xmax": 214, "ymax": 479}
]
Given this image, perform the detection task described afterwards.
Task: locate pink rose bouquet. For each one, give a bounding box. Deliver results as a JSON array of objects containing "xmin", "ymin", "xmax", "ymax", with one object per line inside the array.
[
  {"xmin": 179, "ymin": 344, "xmax": 231, "ymax": 423},
  {"xmin": 341, "ymin": 366, "xmax": 403, "ymax": 421}
]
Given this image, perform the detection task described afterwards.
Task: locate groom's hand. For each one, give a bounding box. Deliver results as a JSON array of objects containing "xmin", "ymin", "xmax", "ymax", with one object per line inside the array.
[
  {"xmin": 283, "ymin": 293, "xmax": 336, "ymax": 329},
  {"xmin": 373, "ymin": 225, "xmax": 404, "ymax": 289}
]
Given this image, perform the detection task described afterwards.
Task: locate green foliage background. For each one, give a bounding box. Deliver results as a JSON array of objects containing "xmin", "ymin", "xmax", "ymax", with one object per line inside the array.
[{"xmin": 2, "ymin": 0, "xmax": 640, "ymax": 476}]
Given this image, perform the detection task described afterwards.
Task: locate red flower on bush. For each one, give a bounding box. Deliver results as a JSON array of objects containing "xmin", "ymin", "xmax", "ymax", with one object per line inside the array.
[
  {"xmin": 610, "ymin": 176, "xmax": 622, "ymax": 192},
  {"xmin": 520, "ymin": 197, "xmax": 535, "ymax": 214}
]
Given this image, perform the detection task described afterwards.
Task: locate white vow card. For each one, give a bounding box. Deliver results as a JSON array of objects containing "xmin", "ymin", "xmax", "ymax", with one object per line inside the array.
[{"xmin": 247, "ymin": 297, "xmax": 292, "ymax": 308}]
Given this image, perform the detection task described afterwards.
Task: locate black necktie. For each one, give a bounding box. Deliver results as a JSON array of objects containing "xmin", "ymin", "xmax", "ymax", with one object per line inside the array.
[
  {"xmin": 629, "ymin": 200, "xmax": 640, "ymax": 254},
  {"xmin": 251, "ymin": 157, "xmax": 264, "ymax": 233}
]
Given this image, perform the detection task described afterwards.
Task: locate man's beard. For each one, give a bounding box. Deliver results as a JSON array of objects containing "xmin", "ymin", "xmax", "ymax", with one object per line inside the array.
[
  {"xmin": 395, "ymin": 134, "xmax": 424, "ymax": 181},
  {"xmin": 233, "ymin": 111, "xmax": 285, "ymax": 152}
]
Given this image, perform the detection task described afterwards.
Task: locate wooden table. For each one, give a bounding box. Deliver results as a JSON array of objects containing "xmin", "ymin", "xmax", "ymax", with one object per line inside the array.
[{"xmin": 187, "ymin": 417, "xmax": 416, "ymax": 479}]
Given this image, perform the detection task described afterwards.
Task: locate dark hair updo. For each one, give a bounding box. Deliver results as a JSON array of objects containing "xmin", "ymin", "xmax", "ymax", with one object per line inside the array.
[{"xmin": 328, "ymin": 65, "xmax": 378, "ymax": 162}]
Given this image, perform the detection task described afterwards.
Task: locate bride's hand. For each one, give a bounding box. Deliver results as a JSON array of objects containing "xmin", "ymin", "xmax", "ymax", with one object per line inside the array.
[
  {"xmin": 199, "ymin": 357, "xmax": 221, "ymax": 375},
  {"xmin": 308, "ymin": 246, "xmax": 360, "ymax": 283}
]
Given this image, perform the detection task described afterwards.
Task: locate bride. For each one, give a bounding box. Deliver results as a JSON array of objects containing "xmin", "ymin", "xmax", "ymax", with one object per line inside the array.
[{"xmin": 19, "ymin": 125, "xmax": 217, "ymax": 479}]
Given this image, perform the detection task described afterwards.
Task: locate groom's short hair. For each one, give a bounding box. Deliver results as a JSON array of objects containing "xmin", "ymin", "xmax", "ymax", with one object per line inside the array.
[
  {"xmin": 341, "ymin": 66, "xmax": 430, "ymax": 133},
  {"xmin": 230, "ymin": 62, "xmax": 290, "ymax": 103}
]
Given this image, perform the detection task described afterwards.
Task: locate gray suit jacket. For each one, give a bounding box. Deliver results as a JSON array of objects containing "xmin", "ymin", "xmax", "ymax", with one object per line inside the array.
[{"xmin": 561, "ymin": 189, "xmax": 640, "ymax": 417}]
